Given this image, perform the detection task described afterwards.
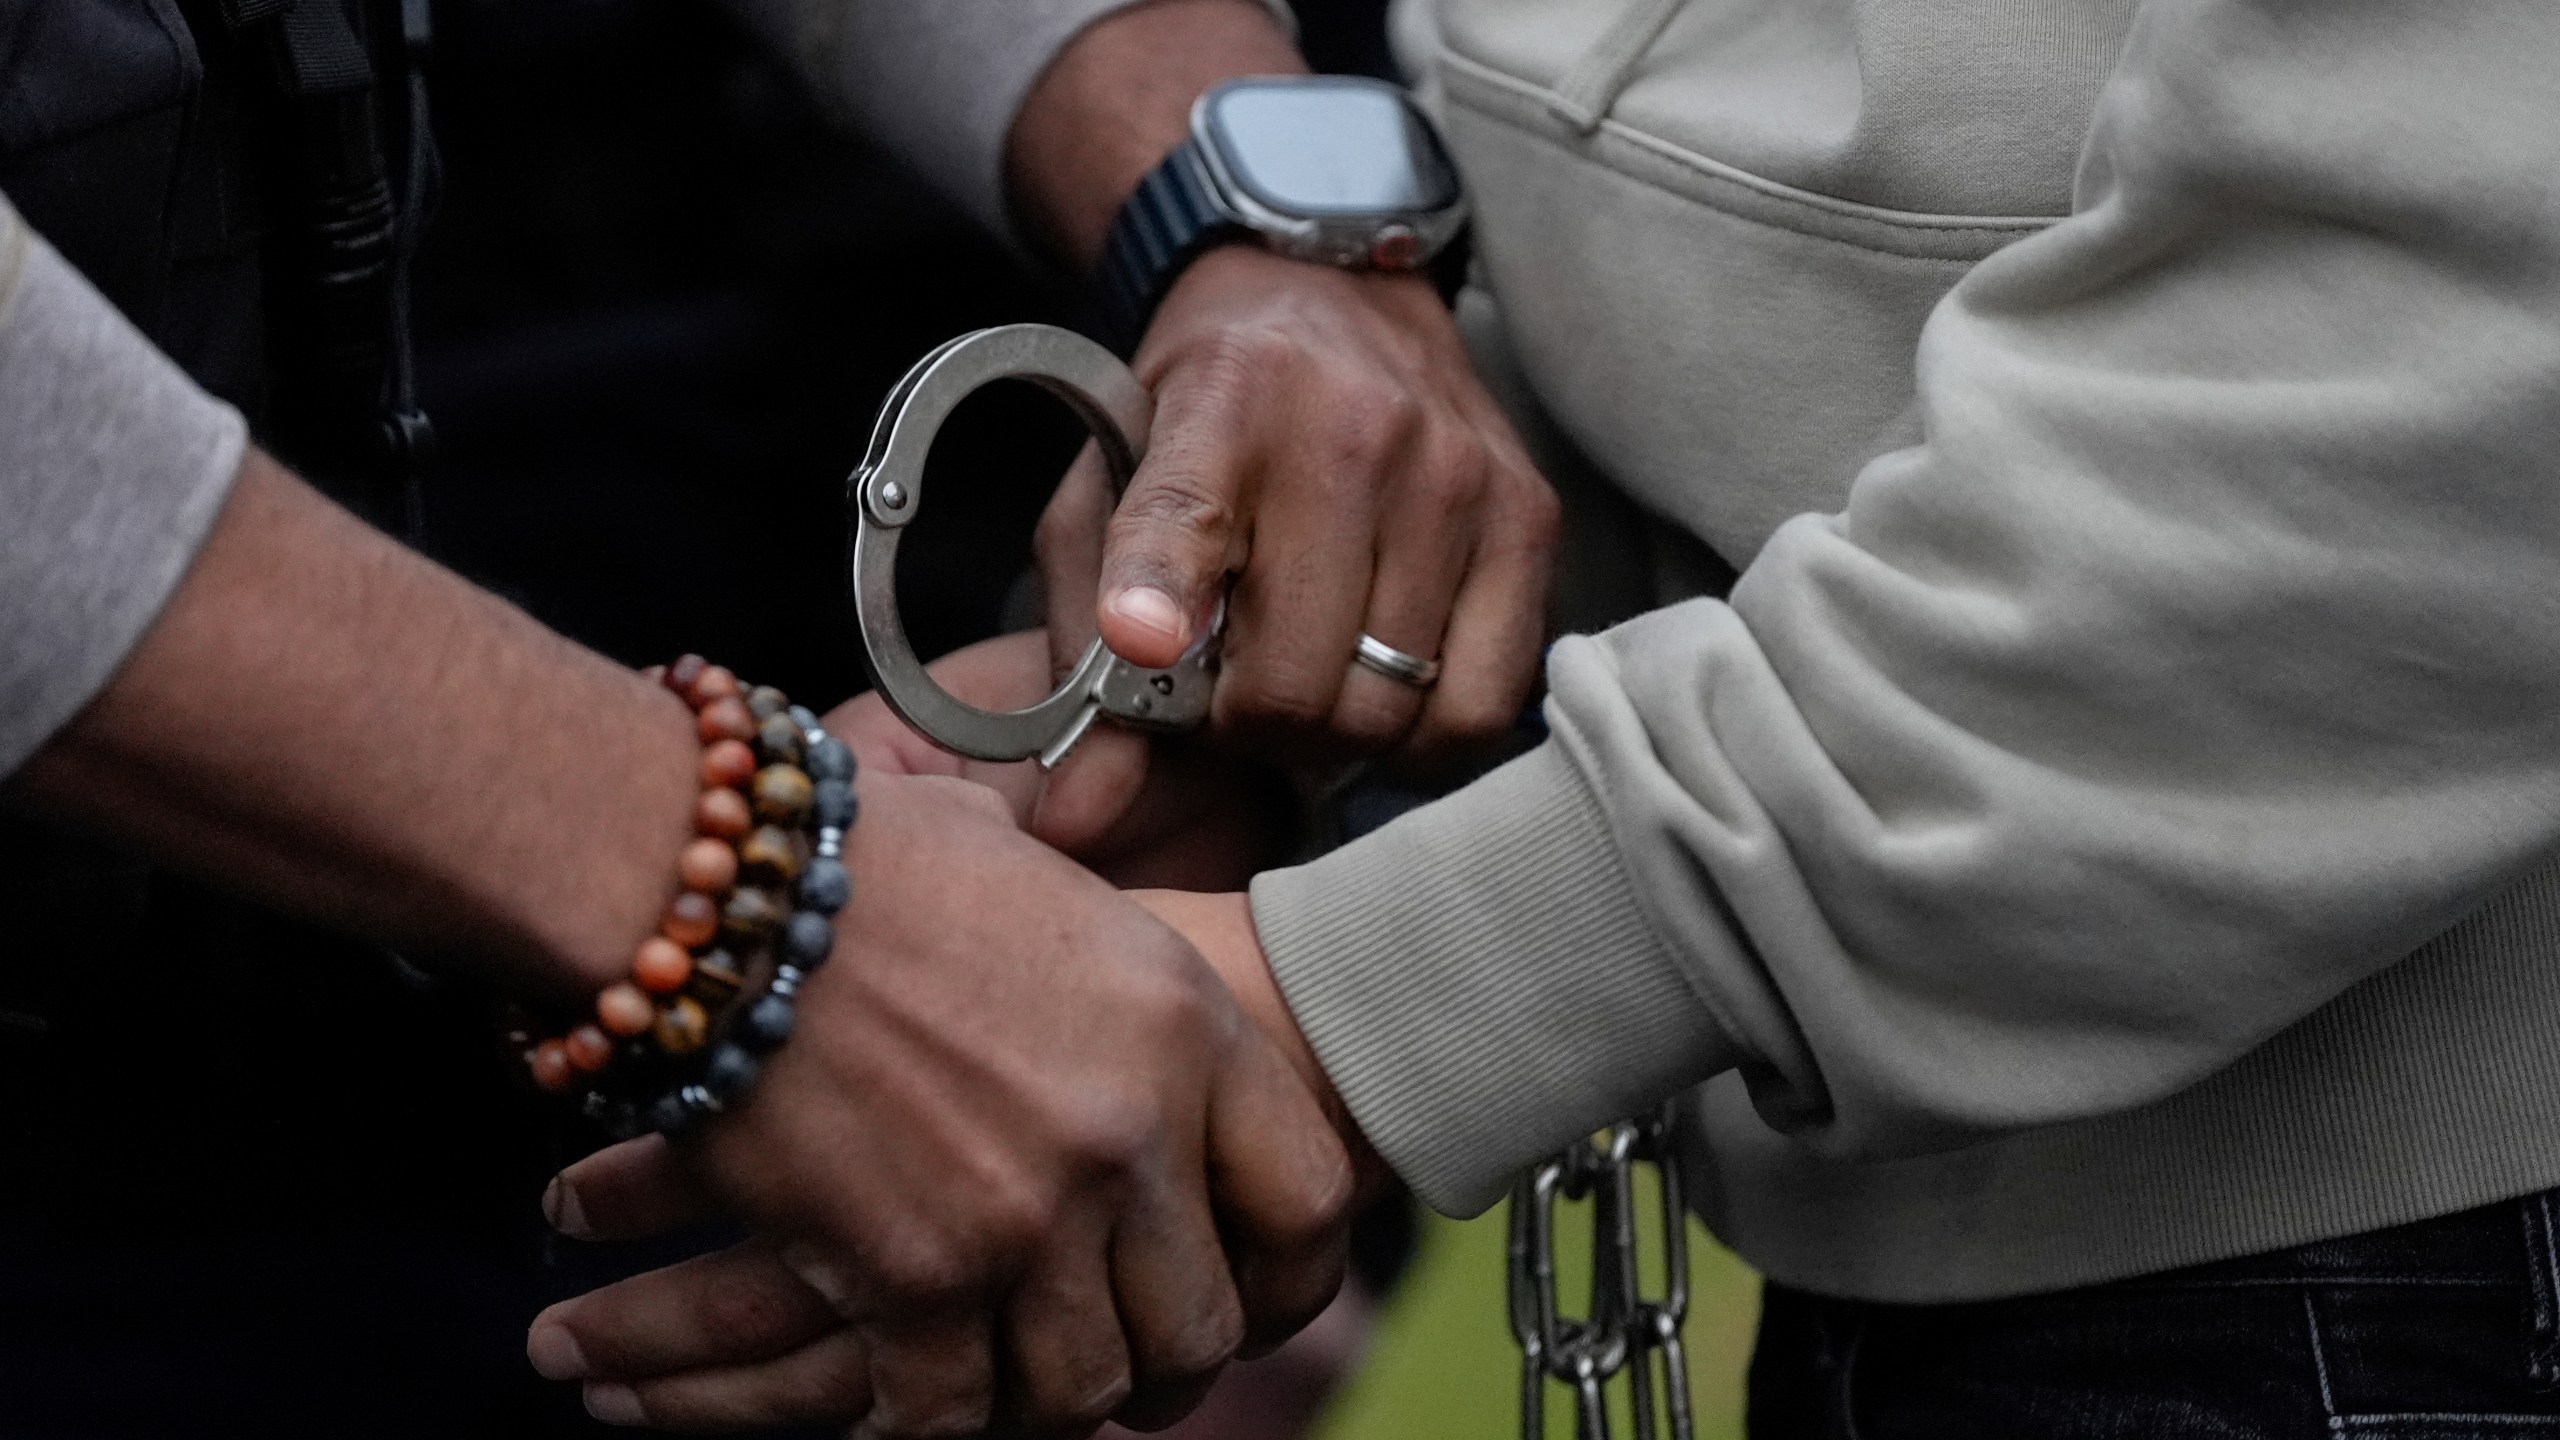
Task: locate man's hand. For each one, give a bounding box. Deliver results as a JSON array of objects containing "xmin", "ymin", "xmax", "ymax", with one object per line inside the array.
[
  {"xmin": 525, "ymin": 1237, "xmax": 1375, "ymax": 1436},
  {"xmin": 1038, "ymin": 249, "xmax": 1559, "ymax": 768},
  {"xmin": 531, "ymin": 776, "xmax": 1351, "ymax": 1437},
  {"xmin": 824, "ymin": 629, "xmax": 1289, "ymax": 889},
  {"xmin": 527, "ymin": 881, "xmax": 1376, "ymax": 1434},
  {"xmin": 1010, "ymin": 0, "xmax": 1560, "ymax": 772}
]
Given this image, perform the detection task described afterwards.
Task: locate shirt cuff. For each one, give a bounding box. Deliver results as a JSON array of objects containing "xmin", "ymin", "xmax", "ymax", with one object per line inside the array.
[
  {"xmin": 1249, "ymin": 739, "xmax": 1740, "ymax": 1215},
  {"xmin": 766, "ymin": 0, "xmax": 1298, "ymax": 241},
  {"xmin": 0, "ymin": 204, "xmax": 247, "ymax": 775}
]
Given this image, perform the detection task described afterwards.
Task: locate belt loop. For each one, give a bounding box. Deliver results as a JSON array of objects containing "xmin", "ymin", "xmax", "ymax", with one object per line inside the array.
[{"xmin": 2519, "ymin": 1191, "xmax": 2560, "ymax": 1389}]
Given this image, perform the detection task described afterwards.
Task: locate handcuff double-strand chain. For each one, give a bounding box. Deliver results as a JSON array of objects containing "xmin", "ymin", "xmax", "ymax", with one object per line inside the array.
[
  {"xmin": 848, "ymin": 325, "xmax": 1700, "ymax": 1440},
  {"xmin": 1509, "ymin": 1103, "xmax": 1697, "ymax": 1440}
]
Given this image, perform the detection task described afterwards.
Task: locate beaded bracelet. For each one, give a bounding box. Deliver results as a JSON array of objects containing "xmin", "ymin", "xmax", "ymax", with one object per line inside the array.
[{"xmin": 511, "ymin": 655, "xmax": 856, "ymax": 1138}]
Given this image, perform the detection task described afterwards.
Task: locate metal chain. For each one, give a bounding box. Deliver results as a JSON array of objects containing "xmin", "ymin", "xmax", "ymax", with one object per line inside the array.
[{"xmin": 1507, "ymin": 1103, "xmax": 1695, "ymax": 1440}]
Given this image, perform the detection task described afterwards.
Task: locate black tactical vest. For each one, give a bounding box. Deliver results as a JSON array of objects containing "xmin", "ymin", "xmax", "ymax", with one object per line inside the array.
[
  {"xmin": 1, "ymin": 0, "xmax": 435, "ymax": 506},
  {"xmin": 0, "ymin": 0, "xmax": 560, "ymax": 1244}
]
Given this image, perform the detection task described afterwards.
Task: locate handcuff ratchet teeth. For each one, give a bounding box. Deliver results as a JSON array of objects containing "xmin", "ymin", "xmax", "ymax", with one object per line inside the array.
[{"xmin": 848, "ymin": 323, "xmax": 1218, "ymax": 770}]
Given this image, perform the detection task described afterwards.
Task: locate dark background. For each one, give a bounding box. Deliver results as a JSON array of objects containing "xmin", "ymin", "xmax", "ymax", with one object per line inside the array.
[{"xmin": 413, "ymin": 0, "xmax": 1394, "ymax": 706}]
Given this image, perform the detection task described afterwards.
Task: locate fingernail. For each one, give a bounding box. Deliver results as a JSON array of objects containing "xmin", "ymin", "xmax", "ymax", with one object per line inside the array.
[
  {"xmin": 583, "ymin": 1382, "xmax": 646, "ymax": 1427},
  {"xmin": 526, "ymin": 1319, "xmax": 589, "ymax": 1381},
  {"xmin": 1106, "ymin": 586, "xmax": 1187, "ymax": 645},
  {"xmin": 780, "ymin": 1241, "xmax": 856, "ymax": 1313},
  {"xmin": 542, "ymin": 1177, "xmax": 589, "ymax": 1239}
]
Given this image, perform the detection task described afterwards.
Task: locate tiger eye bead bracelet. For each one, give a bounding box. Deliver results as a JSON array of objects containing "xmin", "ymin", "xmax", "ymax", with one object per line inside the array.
[{"xmin": 516, "ymin": 655, "xmax": 856, "ymax": 1137}]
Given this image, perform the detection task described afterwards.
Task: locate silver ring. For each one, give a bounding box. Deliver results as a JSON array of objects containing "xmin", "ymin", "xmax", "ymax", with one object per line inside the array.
[{"xmin": 1353, "ymin": 633, "xmax": 1442, "ymax": 689}]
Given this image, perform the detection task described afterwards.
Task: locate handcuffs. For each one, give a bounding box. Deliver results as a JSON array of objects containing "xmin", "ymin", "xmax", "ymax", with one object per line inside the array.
[{"xmin": 847, "ymin": 324, "xmax": 1218, "ymax": 769}]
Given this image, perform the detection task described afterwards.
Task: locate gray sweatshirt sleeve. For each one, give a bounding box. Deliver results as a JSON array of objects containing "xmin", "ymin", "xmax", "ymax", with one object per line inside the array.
[
  {"xmin": 0, "ymin": 196, "xmax": 248, "ymax": 776},
  {"xmin": 1252, "ymin": 0, "xmax": 2560, "ymax": 1214},
  {"xmin": 722, "ymin": 0, "xmax": 1296, "ymax": 238}
]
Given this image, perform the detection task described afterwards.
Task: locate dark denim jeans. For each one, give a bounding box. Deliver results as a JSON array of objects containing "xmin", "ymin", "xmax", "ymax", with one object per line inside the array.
[{"xmin": 1750, "ymin": 1189, "xmax": 2560, "ymax": 1438}]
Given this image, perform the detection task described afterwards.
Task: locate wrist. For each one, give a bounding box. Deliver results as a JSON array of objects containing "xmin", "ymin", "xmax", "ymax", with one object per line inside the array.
[
  {"xmin": 520, "ymin": 661, "xmax": 857, "ymax": 1134},
  {"xmin": 1141, "ymin": 245, "xmax": 1446, "ymax": 357},
  {"xmin": 1007, "ymin": 0, "xmax": 1304, "ymax": 272},
  {"xmin": 519, "ymin": 675, "xmax": 704, "ymax": 997},
  {"xmin": 1129, "ymin": 887, "xmax": 1386, "ymax": 1189},
  {"xmin": 1086, "ymin": 72, "xmax": 1468, "ymax": 345}
]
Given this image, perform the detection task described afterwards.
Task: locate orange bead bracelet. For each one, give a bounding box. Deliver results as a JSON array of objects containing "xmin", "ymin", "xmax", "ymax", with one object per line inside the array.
[{"xmin": 514, "ymin": 655, "xmax": 857, "ymax": 1137}]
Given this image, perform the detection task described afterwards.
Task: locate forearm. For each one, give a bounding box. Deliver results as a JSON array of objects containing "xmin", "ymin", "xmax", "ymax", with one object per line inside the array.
[
  {"xmin": 1006, "ymin": 0, "xmax": 1302, "ymax": 271},
  {"xmin": 9, "ymin": 449, "xmax": 697, "ymax": 998},
  {"xmin": 1129, "ymin": 887, "xmax": 1390, "ymax": 1198}
]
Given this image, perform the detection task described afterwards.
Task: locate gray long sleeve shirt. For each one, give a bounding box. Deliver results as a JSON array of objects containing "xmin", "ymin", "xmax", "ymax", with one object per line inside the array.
[{"xmin": 0, "ymin": 203, "xmax": 244, "ymax": 774}]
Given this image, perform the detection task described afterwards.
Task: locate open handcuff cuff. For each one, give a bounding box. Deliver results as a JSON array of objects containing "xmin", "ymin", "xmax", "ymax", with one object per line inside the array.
[{"xmin": 847, "ymin": 324, "xmax": 1218, "ymax": 768}]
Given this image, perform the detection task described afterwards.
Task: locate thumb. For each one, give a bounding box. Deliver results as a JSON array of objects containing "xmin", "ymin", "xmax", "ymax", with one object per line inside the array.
[{"xmin": 1097, "ymin": 375, "xmax": 1254, "ymax": 670}]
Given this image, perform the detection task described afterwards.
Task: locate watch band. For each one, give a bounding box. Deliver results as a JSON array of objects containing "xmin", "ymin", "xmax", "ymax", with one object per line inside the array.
[{"xmin": 1097, "ymin": 145, "xmax": 1235, "ymax": 351}]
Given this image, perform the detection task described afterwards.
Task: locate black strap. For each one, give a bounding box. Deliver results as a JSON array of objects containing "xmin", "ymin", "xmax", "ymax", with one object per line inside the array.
[
  {"xmin": 273, "ymin": 0, "xmax": 371, "ymax": 95},
  {"xmin": 217, "ymin": 0, "xmax": 293, "ymax": 25},
  {"xmin": 1096, "ymin": 146, "xmax": 1236, "ymax": 353},
  {"xmin": 220, "ymin": 0, "xmax": 436, "ymax": 533},
  {"xmin": 1095, "ymin": 137, "xmax": 1473, "ymax": 355}
]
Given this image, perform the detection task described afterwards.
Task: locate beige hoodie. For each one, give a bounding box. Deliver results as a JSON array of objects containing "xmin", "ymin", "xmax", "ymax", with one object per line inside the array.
[{"xmin": 1252, "ymin": 0, "xmax": 2560, "ymax": 1300}]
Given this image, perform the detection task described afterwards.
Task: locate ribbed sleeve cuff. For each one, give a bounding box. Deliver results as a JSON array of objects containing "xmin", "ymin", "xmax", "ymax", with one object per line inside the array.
[
  {"xmin": 0, "ymin": 210, "xmax": 247, "ymax": 775},
  {"xmin": 1250, "ymin": 742, "xmax": 1738, "ymax": 1215}
]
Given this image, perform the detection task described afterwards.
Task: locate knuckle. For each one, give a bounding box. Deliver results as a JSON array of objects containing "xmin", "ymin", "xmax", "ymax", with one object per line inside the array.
[
  {"xmin": 1415, "ymin": 432, "xmax": 1493, "ymax": 514},
  {"xmin": 901, "ymin": 1166, "xmax": 1056, "ymax": 1287},
  {"xmin": 869, "ymin": 1234, "xmax": 976, "ymax": 1308},
  {"xmin": 1120, "ymin": 964, "xmax": 1220, "ymax": 1056},
  {"xmin": 1317, "ymin": 383, "xmax": 1423, "ymax": 475},
  {"xmin": 975, "ymin": 1178, "xmax": 1058, "ymax": 1265},
  {"xmin": 1147, "ymin": 1293, "xmax": 1245, "ymax": 1386},
  {"xmin": 1505, "ymin": 471, "xmax": 1565, "ymax": 554},
  {"xmin": 1047, "ymin": 1086, "xmax": 1155, "ymax": 1176},
  {"xmin": 1277, "ymin": 1146, "xmax": 1359, "ymax": 1252}
]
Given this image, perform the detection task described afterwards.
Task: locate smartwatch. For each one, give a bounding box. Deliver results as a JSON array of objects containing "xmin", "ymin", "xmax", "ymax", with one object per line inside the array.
[{"xmin": 1097, "ymin": 75, "xmax": 1469, "ymax": 347}]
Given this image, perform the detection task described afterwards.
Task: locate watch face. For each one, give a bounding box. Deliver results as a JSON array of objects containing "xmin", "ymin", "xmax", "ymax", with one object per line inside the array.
[{"xmin": 1201, "ymin": 78, "xmax": 1461, "ymax": 218}]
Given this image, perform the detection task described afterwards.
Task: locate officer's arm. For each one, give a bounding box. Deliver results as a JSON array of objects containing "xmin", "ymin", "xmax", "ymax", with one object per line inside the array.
[{"xmin": 11, "ymin": 444, "xmax": 699, "ymax": 998}]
